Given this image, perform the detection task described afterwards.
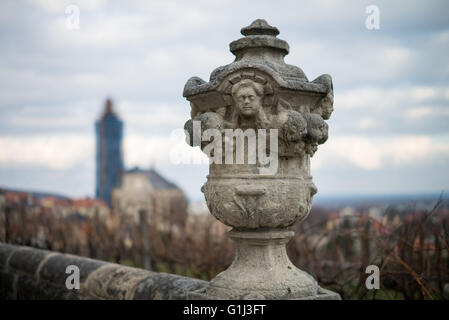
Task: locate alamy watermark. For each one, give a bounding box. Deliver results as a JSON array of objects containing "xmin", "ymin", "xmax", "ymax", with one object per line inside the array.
[
  {"xmin": 65, "ymin": 5, "xmax": 80, "ymax": 30},
  {"xmin": 365, "ymin": 265, "xmax": 380, "ymax": 290},
  {"xmin": 174, "ymin": 121, "xmax": 279, "ymax": 175},
  {"xmin": 365, "ymin": 5, "xmax": 380, "ymax": 30},
  {"xmin": 65, "ymin": 264, "xmax": 80, "ymax": 290}
]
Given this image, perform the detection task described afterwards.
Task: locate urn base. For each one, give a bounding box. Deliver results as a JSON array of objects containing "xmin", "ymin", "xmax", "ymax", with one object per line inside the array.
[
  {"xmin": 187, "ymin": 228, "xmax": 341, "ymax": 300},
  {"xmin": 187, "ymin": 286, "xmax": 341, "ymax": 300}
]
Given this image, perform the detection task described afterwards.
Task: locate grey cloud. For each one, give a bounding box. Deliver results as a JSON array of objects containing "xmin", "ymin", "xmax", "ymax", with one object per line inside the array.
[{"xmin": 0, "ymin": 0, "xmax": 448, "ymax": 198}]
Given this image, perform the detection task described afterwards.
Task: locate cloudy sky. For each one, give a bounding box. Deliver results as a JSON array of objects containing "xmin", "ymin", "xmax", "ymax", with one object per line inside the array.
[{"xmin": 0, "ymin": 0, "xmax": 448, "ymax": 201}]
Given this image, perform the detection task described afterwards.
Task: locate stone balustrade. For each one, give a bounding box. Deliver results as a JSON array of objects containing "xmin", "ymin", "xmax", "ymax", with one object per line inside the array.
[{"xmin": 0, "ymin": 242, "xmax": 206, "ymax": 300}]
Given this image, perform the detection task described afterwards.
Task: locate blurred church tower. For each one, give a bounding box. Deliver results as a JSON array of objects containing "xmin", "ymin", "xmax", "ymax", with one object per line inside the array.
[{"xmin": 95, "ymin": 98, "xmax": 124, "ymax": 206}]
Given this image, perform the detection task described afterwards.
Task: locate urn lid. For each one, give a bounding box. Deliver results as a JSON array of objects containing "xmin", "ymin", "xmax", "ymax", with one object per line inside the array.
[
  {"xmin": 230, "ymin": 19, "xmax": 289, "ymax": 57},
  {"xmin": 241, "ymin": 19, "xmax": 280, "ymax": 36},
  {"xmin": 183, "ymin": 19, "xmax": 332, "ymax": 99}
]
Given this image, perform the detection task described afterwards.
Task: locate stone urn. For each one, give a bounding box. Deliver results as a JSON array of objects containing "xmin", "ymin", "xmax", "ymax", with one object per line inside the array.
[{"xmin": 183, "ymin": 19, "xmax": 340, "ymax": 300}]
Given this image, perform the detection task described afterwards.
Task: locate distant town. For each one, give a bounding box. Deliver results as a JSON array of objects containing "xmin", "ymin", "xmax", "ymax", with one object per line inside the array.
[{"xmin": 1, "ymin": 98, "xmax": 448, "ymax": 300}]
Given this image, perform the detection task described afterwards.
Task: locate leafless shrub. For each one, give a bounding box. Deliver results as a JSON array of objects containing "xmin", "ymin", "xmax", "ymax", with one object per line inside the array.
[{"xmin": 1, "ymin": 197, "xmax": 448, "ymax": 299}]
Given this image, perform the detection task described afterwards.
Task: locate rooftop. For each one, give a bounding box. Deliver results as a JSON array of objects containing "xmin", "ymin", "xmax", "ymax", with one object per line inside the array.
[{"xmin": 125, "ymin": 167, "xmax": 180, "ymax": 190}]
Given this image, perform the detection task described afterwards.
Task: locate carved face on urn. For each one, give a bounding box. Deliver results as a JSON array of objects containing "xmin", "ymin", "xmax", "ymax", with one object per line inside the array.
[
  {"xmin": 231, "ymin": 79, "xmax": 270, "ymax": 129},
  {"xmin": 234, "ymin": 88, "xmax": 262, "ymax": 117},
  {"xmin": 232, "ymin": 79, "xmax": 263, "ymax": 115}
]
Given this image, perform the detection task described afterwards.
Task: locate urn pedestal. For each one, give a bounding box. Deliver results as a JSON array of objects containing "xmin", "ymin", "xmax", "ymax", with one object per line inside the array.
[
  {"xmin": 183, "ymin": 19, "xmax": 340, "ymax": 300},
  {"xmin": 189, "ymin": 229, "xmax": 339, "ymax": 300}
]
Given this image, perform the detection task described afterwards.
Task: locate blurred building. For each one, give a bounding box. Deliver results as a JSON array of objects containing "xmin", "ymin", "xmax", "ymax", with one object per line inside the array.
[
  {"xmin": 94, "ymin": 98, "xmax": 188, "ymax": 230},
  {"xmin": 111, "ymin": 167, "xmax": 188, "ymax": 230},
  {"xmin": 70, "ymin": 198, "xmax": 110, "ymax": 222},
  {"xmin": 95, "ymin": 99, "xmax": 124, "ymax": 206}
]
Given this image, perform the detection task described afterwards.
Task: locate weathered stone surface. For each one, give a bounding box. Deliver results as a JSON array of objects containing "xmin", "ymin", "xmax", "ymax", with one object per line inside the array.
[
  {"xmin": 183, "ymin": 19, "xmax": 340, "ymax": 300},
  {"xmin": 81, "ymin": 265, "xmax": 150, "ymax": 299},
  {"xmin": 133, "ymin": 273, "xmax": 208, "ymax": 300},
  {"xmin": 206, "ymin": 230, "xmax": 319, "ymax": 299},
  {"xmin": 16, "ymin": 275, "xmax": 69, "ymax": 300},
  {"xmin": 241, "ymin": 19, "xmax": 280, "ymax": 36},
  {"xmin": 0, "ymin": 243, "xmax": 207, "ymax": 300},
  {"xmin": 0, "ymin": 243, "xmax": 17, "ymax": 271},
  {"xmin": 8, "ymin": 247, "xmax": 50, "ymax": 276},
  {"xmin": 0, "ymin": 271, "xmax": 15, "ymax": 299}
]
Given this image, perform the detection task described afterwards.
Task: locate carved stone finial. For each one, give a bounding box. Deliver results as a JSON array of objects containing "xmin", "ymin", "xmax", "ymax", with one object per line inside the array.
[
  {"xmin": 183, "ymin": 20, "xmax": 340, "ymax": 300},
  {"xmin": 240, "ymin": 19, "xmax": 280, "ymax": 36},
  {"xmin": 230, "ymin": 19, "xmax": 289, "ymax": 58}
]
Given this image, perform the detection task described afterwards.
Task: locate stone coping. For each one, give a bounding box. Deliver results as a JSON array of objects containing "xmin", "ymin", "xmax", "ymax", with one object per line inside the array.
[{"xmin": 0, "ymin": 242, "xmax": 206, "ymax": 300}]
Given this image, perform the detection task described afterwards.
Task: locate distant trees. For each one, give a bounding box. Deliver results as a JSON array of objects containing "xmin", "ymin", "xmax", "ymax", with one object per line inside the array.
[{"xmin": 1, "ymin": 196, "xmax": 448, "ymax": 299}]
